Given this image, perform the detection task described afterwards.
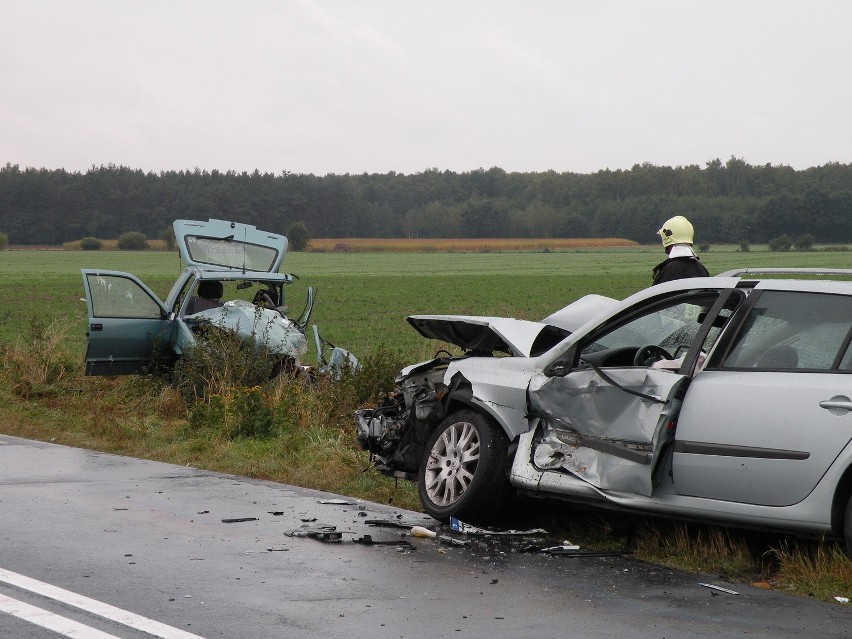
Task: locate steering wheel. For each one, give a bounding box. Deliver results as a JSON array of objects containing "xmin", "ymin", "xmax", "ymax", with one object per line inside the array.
[
  {"xmin": 634, "ymin": 344, "xmax": 673, "ymax": 367},
  {"xmin": 252, "ymin": 290, "xmax": 276, "ymax": 310}
]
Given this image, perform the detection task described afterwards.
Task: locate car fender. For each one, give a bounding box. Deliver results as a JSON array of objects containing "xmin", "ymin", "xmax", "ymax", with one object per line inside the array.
[{"xmin": 444, "ymin": 356, "xmax": 538, "ymax": 441}]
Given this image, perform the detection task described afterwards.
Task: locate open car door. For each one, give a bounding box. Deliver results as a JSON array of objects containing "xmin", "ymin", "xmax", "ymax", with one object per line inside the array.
[
  {"xmin": 81, "ymin": 270, "xmax": 173, "ymax": 376},
  {"xmin": 528, "ymin": 288, "xmax": 736, "ymax": 496}
]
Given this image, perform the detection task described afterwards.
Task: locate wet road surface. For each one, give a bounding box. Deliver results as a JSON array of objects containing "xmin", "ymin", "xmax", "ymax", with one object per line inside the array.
[{"xmin": 0, "ymin": 434, "xmax": 849, "ymax": 638}]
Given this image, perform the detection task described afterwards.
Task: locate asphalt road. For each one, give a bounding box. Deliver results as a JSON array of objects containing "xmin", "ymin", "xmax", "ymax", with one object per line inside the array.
[{"xmin": 0, "ymin": 434, "xmax": 849, "ymax": 639}]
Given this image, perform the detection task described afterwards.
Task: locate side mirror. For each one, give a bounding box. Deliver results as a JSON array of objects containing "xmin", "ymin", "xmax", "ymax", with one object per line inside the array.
[{"xmin": 545, "ymin": 360, "xmax": 572, "ymax": 377}]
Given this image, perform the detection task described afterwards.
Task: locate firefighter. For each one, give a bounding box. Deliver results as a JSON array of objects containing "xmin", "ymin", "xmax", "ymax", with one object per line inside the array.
[{"xmin": 652, "ymin": 215, "xmax": 709, "ymax": 285}]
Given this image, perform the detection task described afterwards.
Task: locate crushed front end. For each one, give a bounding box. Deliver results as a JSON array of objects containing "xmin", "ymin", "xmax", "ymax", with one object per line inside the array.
[{"xmin": 355, "ymin": 356, "xmax": 452, "ymax": 479}]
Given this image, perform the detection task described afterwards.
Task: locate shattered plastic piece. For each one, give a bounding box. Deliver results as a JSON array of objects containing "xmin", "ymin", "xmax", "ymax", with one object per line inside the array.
[
  {"xmin": 699, "ymin": 583, "xmax": 739, "ymax": 595},
  {"xmin": 317, "ymin": 499, "xmax": 356, "ymax": 505},
  {"xmin": 267, "ymin": 546, "xmax": 290, "ymax": 552},
  {"xmin": 221, "ymin": 517, "xmax": 258, "ymax": 523},
  {"xmin": 834, "ymin": 596, "xmax": 849, "ymax": 604},
  {"xmin": 365, "ymin": 519, "xmax": 422, "ymax": 530},
  {"xmin": 438, "ymin": 535, "xmax": 470, "ymax": 547},
  {"xmin": 353, "ymin": 535, "xmax": 414, "ymax": 549},
  {"xmin": 543, "ymin": 542, "xmax": 580, "ymax": 552},
  {"xmin": 300, "ymin": 517, "xmax": 318, "ymax": 522},
  {"xmin": 411, "ymin": 526, "xmax": 437, "ymax": 538},
  {"xmin": 268, "ymin": 511, "xmax": 285, "ymax": 516},
  {"xmin": 287, "ymin": 525, "xmax": 343, "ymax": 542},
  {"xmin": 450, "ymin": 517, "xmax": 547, "ymax": 536}
]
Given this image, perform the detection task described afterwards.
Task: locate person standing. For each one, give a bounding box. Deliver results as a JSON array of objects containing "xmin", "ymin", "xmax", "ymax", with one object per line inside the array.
[{"xmin": 652, "ymin": 215, "xmax": 709, "ymax": 285}]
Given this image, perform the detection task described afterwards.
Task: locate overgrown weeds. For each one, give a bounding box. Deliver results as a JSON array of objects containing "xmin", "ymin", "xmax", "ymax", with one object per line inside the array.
[{"xmin": 1, "ymin": 315, "xmax": 79, "ymax": 399}]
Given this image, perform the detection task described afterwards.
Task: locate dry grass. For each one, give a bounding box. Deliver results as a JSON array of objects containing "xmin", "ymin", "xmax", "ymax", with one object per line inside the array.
[{"xmin": 308, "ymin": 237, "xmax": 638, "ymax": 252}]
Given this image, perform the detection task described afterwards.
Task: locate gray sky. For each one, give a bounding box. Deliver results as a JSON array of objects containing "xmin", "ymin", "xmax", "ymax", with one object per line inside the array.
[{"xmin": 2, "ymin": 1, "xmax": 851, "ymax": 175}]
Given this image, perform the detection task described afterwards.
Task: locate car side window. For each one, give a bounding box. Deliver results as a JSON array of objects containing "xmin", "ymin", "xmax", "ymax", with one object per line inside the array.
[
  {"xmin": 580, "ymin": 294, "xmax": 719, "ymax": 366},
  {"xmin": 722, "ymin": 291, "xmax": 852, "ymax": 371},
  {"xmin": 86, "ymin": 274, "xmax": 162, "ymax": 319}
]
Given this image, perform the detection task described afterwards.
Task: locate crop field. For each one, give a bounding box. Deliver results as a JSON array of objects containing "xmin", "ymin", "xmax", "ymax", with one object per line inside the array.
[{"xmin": 4, "ymin": 243, "xmax": 852, "ymax": 356}]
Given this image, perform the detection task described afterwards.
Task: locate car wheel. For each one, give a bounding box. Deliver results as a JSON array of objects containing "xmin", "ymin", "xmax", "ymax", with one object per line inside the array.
[{"xmin": 417, "ymin": 409, "xmax": 508, "ymax": 523}]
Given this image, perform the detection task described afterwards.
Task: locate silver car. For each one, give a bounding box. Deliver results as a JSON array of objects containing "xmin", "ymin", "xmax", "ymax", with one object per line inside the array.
[{"xmin": 356, "ymin": 269, "xmax": 852, "ymax": 552}]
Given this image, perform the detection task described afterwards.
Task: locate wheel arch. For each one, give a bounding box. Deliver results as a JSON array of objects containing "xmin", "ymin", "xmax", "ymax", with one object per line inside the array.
[
  {"xmin": 443, "ymin": 373, "xmax": 518, "ymax": 444},
  {"xmin": 830, "ymin": 458, "xmax": 852, "ymax": 535}
]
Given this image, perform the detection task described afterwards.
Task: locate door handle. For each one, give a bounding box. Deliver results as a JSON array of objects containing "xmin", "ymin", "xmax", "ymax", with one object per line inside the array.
[
  {"xmin": 90, "ymin": 323, "xmax": 103, "ymax": 331},
  {"xmin": 819, "ymin": 396, "xmax": 852, "ymax": 415}
]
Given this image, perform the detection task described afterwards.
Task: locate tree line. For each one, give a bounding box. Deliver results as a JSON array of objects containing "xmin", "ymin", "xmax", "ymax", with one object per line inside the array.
[{"xmin": 2, "ymin": 158, "xmax": 852, "ymax": 246}]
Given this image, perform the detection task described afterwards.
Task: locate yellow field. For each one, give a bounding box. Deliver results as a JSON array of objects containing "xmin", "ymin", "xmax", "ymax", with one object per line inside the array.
[{"xmin": 308, "ymin": 237, "xmax": 637, "ymax": 252}]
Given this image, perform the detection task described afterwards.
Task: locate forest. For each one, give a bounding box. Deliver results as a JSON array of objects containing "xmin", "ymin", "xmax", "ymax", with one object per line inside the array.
[{"xmin": 2, "ymin": 158, "xmax": 852, "ymax": 246}]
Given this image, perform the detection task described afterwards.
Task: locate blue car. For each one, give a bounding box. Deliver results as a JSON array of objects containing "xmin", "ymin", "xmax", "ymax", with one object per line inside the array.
[{"xmin": 81, "ymin": 218, "xmax": 350, "ymax": 377}]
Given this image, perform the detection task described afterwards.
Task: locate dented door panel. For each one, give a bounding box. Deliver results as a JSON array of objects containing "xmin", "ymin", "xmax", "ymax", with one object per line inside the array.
[{"xmin": 529, "ymin": 368, "xmax": 686, "ymax": 495}]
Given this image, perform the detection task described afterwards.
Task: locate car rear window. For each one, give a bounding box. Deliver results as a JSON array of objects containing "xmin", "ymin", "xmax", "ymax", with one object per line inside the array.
[
  {"xmin": 722, "ymin": 291, "xmax": 852, "ymax": 371},
  {"xmin": 184, "ymin": 235, "xmax": 279, "ymax": 272}
]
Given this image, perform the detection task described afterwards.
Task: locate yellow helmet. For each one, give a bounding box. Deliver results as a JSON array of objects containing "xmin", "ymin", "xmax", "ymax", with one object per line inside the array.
[{"xmin": 657, "ymin": 215, "xmax": 694, "ymax": 248}]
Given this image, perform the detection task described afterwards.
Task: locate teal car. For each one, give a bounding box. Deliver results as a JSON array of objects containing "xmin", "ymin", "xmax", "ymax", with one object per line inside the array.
[{"xmin": 81, "ymin": 218, "xmax": 332, "ymax": 376}]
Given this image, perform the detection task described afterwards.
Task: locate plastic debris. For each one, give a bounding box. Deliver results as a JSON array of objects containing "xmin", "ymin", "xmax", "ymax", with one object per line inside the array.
[
  {"xmin": 353, "ymin": 535, "xmax": 414, "ymax": 549},
  {"xmin": 450, "ymin": 517, "xmax": 547, "ymax": 536},
  {"xmin": 834, "ymin": 596, "xmax": 849, "ymax": 604},
  {"xmin": 365, "ymin": 519, "xmax": 422, "ymax": 529},
  {"xmin": 317, "ymin": 499, "xmax": 356, "ymax": 505},
  {"xmin": 438, "ymin": 535, "xmax": 470, "ymax": 547},
  {"xmin": 221, "ymin": 517, "xmax": 258, "ymax": 523},
  {"xmin": 699, "ymin": 583, "xmax": 739, "ymax": 595},
  {"xmin": 287, "ymin": 525, "xmax": 343, "ymax": 542},
  {"xmin": 411, "ymin": 526, "xmax": 437, "ymax": 538}
]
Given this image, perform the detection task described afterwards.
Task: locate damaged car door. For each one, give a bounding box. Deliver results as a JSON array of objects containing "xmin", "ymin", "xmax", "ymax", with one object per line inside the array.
[
  {"xmin": 81, "ymin": 270, "xmax": 174, "ymax": 375},
  {"xmin": 529, "ymin": 289, "xmax": 737, "ymax": 497}
]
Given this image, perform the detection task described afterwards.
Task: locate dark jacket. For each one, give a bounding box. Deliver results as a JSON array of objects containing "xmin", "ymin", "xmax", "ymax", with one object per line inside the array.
[{"xmin": 652, "ymin": 256, "xmax": 709, "ymax": 285}]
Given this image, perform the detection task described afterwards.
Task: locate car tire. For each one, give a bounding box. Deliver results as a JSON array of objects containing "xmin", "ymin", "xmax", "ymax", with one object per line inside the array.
[{"xmin": 417, "ymin": 409, "xmax": 509, "ymax": 523}]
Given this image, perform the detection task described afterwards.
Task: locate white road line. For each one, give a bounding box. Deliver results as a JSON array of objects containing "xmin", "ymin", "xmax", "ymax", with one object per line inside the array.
[
  {"xmin": 0, "ymin": 567, "xmax": 206, "ymax": 639},
  {"xmin": 0, "ymin": 593, "xmax": 121, "ymax": 638}
]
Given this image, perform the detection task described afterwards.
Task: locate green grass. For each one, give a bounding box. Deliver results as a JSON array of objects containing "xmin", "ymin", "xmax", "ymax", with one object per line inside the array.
[{"xmin": 1, "ymin": 244, "xmax": 851, "ymax": 600}]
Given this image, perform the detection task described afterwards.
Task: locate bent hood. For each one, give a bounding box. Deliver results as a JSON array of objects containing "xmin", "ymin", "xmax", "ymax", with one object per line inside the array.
[
  {"xmin": 407, "ymin": 315, "xmax": 553, "ymax": 357},
  {"xmin": 407, "ymin": 294, "xmax": 618, "ymax": 358}
]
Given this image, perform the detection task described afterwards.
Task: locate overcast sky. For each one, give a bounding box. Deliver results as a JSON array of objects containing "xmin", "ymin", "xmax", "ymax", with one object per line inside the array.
[{"xmin": 2, "ymin": 1, "xmax": 851, "ymax": 176}]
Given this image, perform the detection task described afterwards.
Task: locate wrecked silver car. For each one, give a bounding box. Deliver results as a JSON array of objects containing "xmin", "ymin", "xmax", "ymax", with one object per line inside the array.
[
  {"xmin": 82, "ymin": 218, "xmax": 355, "ymax": 377},
  {"xmin": 357, "ymin": 269, "xmax": 852, "ymax": 552}
]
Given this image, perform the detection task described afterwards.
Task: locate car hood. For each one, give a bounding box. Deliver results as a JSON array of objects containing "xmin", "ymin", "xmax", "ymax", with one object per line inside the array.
[
  {"xmin": 407, "ymin": 315, "xmax": 552, "ymax": 357},
  {"xmin": 407, "ymin": 294, "xmax": 618, "ymax": 358},
  {"xmin": 173, "ymin": 218, "xmax": 287, "ymax": 273}
]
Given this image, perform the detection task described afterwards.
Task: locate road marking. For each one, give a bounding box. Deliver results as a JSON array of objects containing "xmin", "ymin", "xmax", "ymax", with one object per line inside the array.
[
  {"xmin": 0, "ymin": 593, "xmax": 122, "ymax": 638},
  {"xmin": 0, "ymin": 567, "xmax": 206, "ymax": 639}
]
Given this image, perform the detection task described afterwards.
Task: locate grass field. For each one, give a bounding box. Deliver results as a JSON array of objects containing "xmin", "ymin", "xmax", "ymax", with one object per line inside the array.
[
  {"xmin": 3, "ymin": 243, "xmax": 852, "ymax": 354},
  {"xmin": 1, "ymin": 243, "xmax": 851, "ymax": 599}
]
